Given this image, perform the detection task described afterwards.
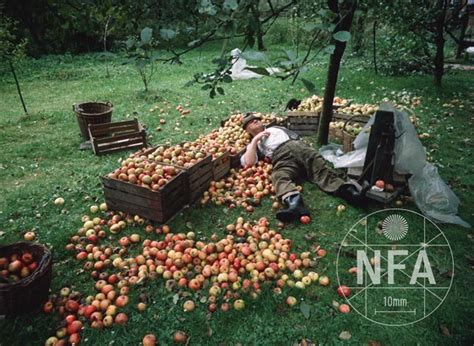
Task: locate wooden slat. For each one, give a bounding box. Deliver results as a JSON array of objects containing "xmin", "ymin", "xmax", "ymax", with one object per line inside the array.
[
  {"xmin": 94, "ymin": 131, "xmax": 143, "ymax": 144},
  {"xmin": 89, "ymin": 119, "xmax": 138, "ymax": 132},
  {"xmin": 96, "ymin": 136, "xmax": 145, "ymax": 151},
  {"xmin": 96, "ymin": 141, "xmax": 147, "ymax": 155}
]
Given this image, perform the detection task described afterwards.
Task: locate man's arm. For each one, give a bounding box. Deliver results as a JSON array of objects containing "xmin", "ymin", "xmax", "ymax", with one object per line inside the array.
[{"xmin": 241, "ymin": 131, "xmax": 269, "ymax": 166}]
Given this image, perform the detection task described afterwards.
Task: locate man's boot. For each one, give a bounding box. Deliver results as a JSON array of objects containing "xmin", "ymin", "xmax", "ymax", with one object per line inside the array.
[{"xmin": 276, "ymin": 194, "xmax": 310, "ymax": 222}]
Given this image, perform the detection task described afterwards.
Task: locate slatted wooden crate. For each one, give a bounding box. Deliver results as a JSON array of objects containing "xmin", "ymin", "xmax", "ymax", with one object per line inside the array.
[
  {"xmin": 88, "ymin": 118, "xmax": 147, "ymax": 155},
  {"xmin": 101, "ymin": 170, "xmax": 188, "ymax": 223},
  {"xmin": 212, "ymin": 151, "xmax": 230, "ymax": 180},
  {"xmin": 184, "ymin": 155, "xmax": 213, "ymax": 203},
  {"xmin": 286, "ymin": 111, "xmax": 320, "ymax": 136}
]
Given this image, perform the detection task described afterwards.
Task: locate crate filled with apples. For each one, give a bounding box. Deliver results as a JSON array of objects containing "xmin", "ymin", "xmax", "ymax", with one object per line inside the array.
[
  {"xmin": 143, "ymin": 144, "xmax": 213, "ymax": 203},
  {"xmin": 102, "ymin": 154, "xmax": 189, "ymax": 223}
]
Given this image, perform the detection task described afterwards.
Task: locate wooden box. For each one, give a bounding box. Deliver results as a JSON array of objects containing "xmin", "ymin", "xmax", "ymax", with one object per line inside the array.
[
  {"xmin": 286, "ymin": 111, "xmax": 320, "ymax": 136},
  {"xmin": 88, "ymin": 118, "xmax": 147, "ymax": 155},
  {"xmin": 184, "ymin": 155, "xmax": 213, "ymax": 203},
  {"xmin": 212, "ymin": 151, "xmax": 230, "ymax": 180},
  {"xmin": 101, "ymin": 170, "xmax": 188, "ymax": 223}
]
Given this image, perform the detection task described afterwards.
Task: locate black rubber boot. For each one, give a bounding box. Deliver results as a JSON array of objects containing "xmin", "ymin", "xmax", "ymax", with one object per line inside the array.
[
  {"xmin": 336, "ymin": 184, "xmax": 369, "ymax": 208},
  {"xmin": 276, "ymin": 194, "xmax": 310, "ymax": 223}
]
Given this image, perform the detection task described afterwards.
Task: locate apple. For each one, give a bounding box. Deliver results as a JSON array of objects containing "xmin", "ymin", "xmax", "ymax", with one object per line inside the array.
[
  {"xmin": 173, "ymin": 331, "xmax": 188, "ymax": 344},
  {"xmin": 90, "ymin": 205, "xmax": 99, "ymax": 213},
  {"xmin": 24, "ymin": 231, "xmax": 36, "ymax": 241},
  {"xmin": 336, "ymin": 285, "xmax": 351, "ymax": 298},
  {"xmin": 54, "ymin": 197, "xmax": 65, "ymax": 206},
  {"xmin": 375, "ymin": 180, "xmax": 385, "ymax": 189},
  {"xmin": 300, "ymin": 215, "xmax": 311, "ymax": 224},
  {"xmin": 318, "ymin": 276, "xmax": 330, "ymax": 286},
  {"xmin": 233, "ymin": 299, "xmax": 245, "ymax": 311},
  {"xmin": 286, "ymin": 296, "xmax": 297, "ymax": 307},
  {"xmin": 183, "ymin": 300, "xmax": 195, "ymax": 312},
  {"xmin": 339, "ymin": 303, "xmax": 351, "ymax": 313},
  {"xmin": 143, "ymin": 334, "xmax": 157, "ymax": 346}
]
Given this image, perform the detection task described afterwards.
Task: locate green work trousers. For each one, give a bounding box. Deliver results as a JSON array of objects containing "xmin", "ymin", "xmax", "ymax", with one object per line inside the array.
[{"xmin": 271, "ymin": 140, "xmax": 345, "ymax": 200}]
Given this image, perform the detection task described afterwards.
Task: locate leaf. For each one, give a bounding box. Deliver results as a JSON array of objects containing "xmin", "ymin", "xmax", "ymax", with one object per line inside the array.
[
  {"xmin": 172, "ymin": 294, "xmax": 179, "ymax": 305},
  {"xmin": 339, "ymin": 331, "xmax": 352, "ymax": 340},
  {"xmin": 125, "ymin": 37, "xmax": 136, "ymax": 50},
  {"xmin": 140, "ymin": 27, "xmax": 153, "ymax": 45},
  {"xmin": 185, "ymin": 222, "xmax": 193, "ymax": 230},
  {"xmin": 300, "ymin": 301, "xmax": 311, "ymax": 319},
  {"xmin": 223, "ymin": 0, "xmax": 238, "ymax": 11},
  {"xmin": 324, "ymin": 45, "xmax": 335, "ymax": 55},
  {"xmin": 244, "ymin": 67, "xmax": 270, "ymax": 76},
  {"xmin": 160, "ymin": 29, "xmax": 176, "ymax": 41},
  {"xmin": 201, "ymin": 84, "xmax": 212, "ymax": 90},
  {"xmin": 284, "ymin": 49, "xmax": 297, "ymax": 62},
  {"xmin": 301, "ymin": 78, "xmax": 316, "ymax": 93},
  {"xmin": 222, "ymin": 74, "xmax": 232, "ymax": 83},
  {"xmin": 216, "ymin": 87, "xmax": 225, "ymax": 95},
  {"xmin": 333, "ymin": 31, "xmax": 351, "ymax": 42}
]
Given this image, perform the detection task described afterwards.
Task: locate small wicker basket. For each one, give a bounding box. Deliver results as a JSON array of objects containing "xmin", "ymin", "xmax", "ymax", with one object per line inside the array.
[
  {"xmin": 73, "ymin": 101, "xmax": 113, "ymax": 139},
  {"xmin": 0, "ymin": 242, "xmax": 52, "ymax": 315}
]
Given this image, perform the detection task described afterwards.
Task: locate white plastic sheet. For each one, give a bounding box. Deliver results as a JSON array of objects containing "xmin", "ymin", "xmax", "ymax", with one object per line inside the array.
[{"xmin": 230, "ymin": 48, "xmax": 279, "ymax": 80}]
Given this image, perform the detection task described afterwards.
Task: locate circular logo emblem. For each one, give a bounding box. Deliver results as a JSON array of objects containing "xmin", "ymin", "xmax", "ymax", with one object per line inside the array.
[{"xmin": 336, "ymin": 208, "xmax": 454, "ymax": 326}]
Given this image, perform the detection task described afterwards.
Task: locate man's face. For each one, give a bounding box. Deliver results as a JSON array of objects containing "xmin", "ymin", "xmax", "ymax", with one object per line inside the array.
[{"xmin": 245, "ymin": 119, "xmax": 264, "ymax": 136}]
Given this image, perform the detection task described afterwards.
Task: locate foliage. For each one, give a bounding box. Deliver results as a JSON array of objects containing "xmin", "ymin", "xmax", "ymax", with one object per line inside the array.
[
  {"xmin": 373, "ymin": 28, "xmax": 433, "ymax": 76},
  {"xmin": 0, "ymin": 15, "xmax": 27, "ymax": 64},
  {"xmin": 125, "ymin": 27, "xmax": 160, "ymax": 92}
]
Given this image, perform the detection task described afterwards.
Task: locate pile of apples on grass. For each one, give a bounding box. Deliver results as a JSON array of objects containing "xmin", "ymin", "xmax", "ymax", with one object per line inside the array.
[{"xmin": 44, "ymin": 206, "xmax": 334, "ymax": 345}]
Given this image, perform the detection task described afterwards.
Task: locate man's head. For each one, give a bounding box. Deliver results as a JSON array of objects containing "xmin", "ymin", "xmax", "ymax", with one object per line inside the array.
[{"xmin": 242, "ymin": 113, "xmax": 264, "ymax": 136}]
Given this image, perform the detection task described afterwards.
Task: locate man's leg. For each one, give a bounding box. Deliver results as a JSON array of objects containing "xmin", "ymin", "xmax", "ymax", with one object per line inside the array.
[
  {"xmin": 289, "ymin": 141, "xmax": 345, "ymax": 193},
  {"xmin": 272, "ymin": 148, "xmax": 310, "ymax": 222}
]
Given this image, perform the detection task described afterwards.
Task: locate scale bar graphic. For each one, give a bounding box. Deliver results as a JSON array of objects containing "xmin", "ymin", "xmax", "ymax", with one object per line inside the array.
[{"xmin": 374, "ymin": 309, "xmax": 417, "ymax": 315}]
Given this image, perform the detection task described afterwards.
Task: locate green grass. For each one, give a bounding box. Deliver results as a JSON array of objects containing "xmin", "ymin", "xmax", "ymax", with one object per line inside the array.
[{"xmin": 0, "ymin": 42, "xmax": 473, "ymax": 345}]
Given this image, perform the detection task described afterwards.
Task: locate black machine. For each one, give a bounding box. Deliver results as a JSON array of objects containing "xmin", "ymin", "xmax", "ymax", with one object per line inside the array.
[{"xmin": 358, "ymin": 110, "xmax": 406, "ymax": 203}]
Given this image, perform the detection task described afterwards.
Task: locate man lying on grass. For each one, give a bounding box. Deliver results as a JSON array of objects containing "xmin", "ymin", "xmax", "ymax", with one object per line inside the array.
[{"xmin": 240, "ymin": 113, "xmax": 367, "ymax": 222}]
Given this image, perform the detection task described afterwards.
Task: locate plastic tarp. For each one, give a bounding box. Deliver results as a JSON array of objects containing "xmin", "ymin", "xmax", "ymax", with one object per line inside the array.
[
  {"xmin": 319, "ymin": 103, "xmax": 470, "ymax": 228},
  {"xmin": 230, "ymin": 48, "xmax": 280, "ymax": 80}
]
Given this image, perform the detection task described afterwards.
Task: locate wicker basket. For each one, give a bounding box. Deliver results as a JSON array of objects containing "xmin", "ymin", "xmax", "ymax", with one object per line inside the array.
[
  {"xmin": 0, "ymin": 242, "xmax": 52, "ymax": 315},
  {"xmin": 74, "ymin": 101, "xmax": 113, "ymax": 139},
  {"xmin": 342, "ymin": 115, "xmax": 371, "ymax": 152}
]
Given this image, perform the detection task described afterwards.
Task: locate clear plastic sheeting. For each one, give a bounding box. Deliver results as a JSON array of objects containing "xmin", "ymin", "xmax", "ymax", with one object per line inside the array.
[
  {"xmin": 409, "ymin": 163, "xmax": 470, "ymax": 228},
  {"xmin": 230, "ymin": 48, "xmax": 279, "ymax": 80},
  {"xmin": 319, "ymin": 103, "xmax": 470, "ymax": 228}
]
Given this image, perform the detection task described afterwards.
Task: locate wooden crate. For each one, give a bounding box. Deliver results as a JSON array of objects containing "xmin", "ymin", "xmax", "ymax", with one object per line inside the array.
[
  {"xmin": 287, "ymin": 111, "xmax": 320, "ymax": 136},
  {"xmin": 184, "ymin": 155, "xmax": 213, "ymax": 203},
  {"xmin": 212, "ymin": 151, "xmax": 230, "ymax": 180},
  {"xmin": 101, "ymin": 170, "xmax": 188, "ymax": 223},
  {"xmin": 88, "ymin": 118, "xmax": 147, "ymax": 155}
]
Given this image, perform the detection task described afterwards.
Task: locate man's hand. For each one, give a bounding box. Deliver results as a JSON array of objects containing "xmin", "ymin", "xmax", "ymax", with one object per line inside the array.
[{"xmin": 252, "ymin": 131, "xmax": 270, "ymax": 143}]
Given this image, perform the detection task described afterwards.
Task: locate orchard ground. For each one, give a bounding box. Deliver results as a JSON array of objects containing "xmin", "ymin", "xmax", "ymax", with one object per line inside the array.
[{"xmin": 0, "ymin": 42, "xmax": 473, "ymax": 345}]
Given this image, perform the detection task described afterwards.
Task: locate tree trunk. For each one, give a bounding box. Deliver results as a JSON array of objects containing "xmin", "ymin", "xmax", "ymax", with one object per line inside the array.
[
  {"xmin": 456, "ymin": 7, "xmax": 469, "ymax": 59},
  {"xmin": 433, "ymin": 0, "xmax": 447, "ymax": 87},
  {"xmin": 351, "ymin": 10, "xmax": 365, "ymax": 55},
  {"xmin": 373, "ymin": 20, "xmax": 378, "ymax": 74},
  {"xmin": 252, "ymin": 3, "xmax": 266, "ymax": 51},
  {"xmin": 318, "ymin": 0, "xmax": 357, "ymax": 146},
  {"xmin": 9, "ymin": 60, "xmax": 28, "ymax": 115}
]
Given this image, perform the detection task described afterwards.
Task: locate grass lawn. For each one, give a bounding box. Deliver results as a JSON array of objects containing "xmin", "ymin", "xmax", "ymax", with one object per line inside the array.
[{"xmin": 0, "ymin": 42, "xmax": 473, "ymax": 345}]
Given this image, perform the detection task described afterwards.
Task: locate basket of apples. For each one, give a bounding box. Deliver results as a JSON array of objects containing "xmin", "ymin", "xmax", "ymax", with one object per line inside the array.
[{"xmin": 0, "ymin": 242, "xmax": 52, "ymax": 315}]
